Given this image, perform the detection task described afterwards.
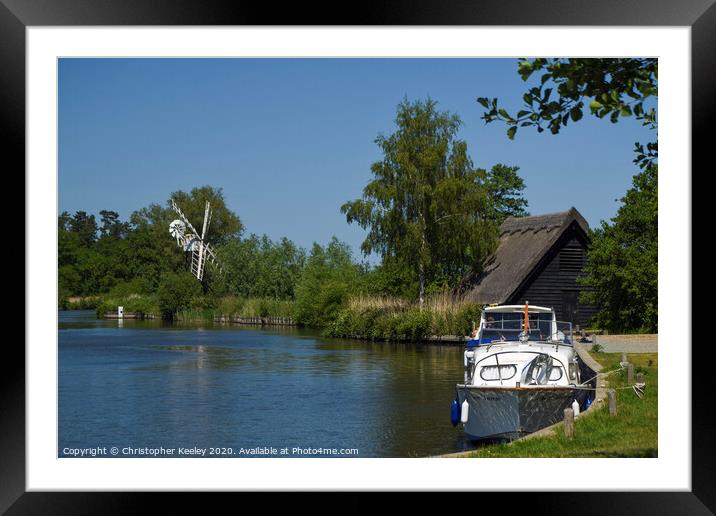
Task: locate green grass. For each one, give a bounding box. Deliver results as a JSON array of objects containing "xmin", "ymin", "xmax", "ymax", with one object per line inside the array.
[
  {"xmin": 214, "ymin": 296, "xmax": 296, "ymax": 319},
  {"xmin": 464, "ymin": 352, "xmax": 658, "ymax": 458},
  {"xmin": 93, "ymin": 294, "xmax": 295, "ymax": 321},
  {"xmin": 95, "ymin": 294, "xmax": 160, "ymax": 318}
]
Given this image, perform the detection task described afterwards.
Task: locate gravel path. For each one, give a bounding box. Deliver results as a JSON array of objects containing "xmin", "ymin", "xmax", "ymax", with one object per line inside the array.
[{"xmin": 589, "ymin": 334, "xmax": 658, "ymax": 353}]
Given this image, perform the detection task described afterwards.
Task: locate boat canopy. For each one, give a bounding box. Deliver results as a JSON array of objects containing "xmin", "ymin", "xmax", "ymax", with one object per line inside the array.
[{"xmin": 483, "ymin": 304, "xmax": 554, "ymax": 314}]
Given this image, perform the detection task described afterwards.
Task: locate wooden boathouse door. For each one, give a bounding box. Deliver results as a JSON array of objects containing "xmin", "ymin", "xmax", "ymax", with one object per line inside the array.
[{"xmin": 562, "ymin": 290, "xmax": 579, "ymax": 326}]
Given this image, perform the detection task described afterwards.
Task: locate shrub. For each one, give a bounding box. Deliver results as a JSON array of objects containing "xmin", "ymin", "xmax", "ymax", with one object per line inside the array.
[{"xmin": 156, "ymin": 271, "xmax": 202, "ymax": 320}]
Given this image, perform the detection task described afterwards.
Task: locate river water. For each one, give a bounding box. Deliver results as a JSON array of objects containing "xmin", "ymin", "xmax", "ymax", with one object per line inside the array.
[{"xmin": 59, "ymin": 310, "xmax": 475, "ymax": 458}]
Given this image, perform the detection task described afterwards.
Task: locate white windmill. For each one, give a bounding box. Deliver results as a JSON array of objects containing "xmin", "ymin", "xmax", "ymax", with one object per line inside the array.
[{"xmin": 168, "ymin": 199, "xmax": 223, "ymax": 281}]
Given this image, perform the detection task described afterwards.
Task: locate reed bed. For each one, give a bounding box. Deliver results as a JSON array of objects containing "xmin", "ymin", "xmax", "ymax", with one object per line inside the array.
[{"xmin": 327, "ymin": 293, "xmax": 481, "ymax": 341}]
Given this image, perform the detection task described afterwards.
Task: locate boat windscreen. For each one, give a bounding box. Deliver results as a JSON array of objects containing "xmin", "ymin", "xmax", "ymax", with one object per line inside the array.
[
  {"xmin": 482, "ymin": 312, "xmax": 552, "ymax": 335},
  {"xmin": 479, "ymin": 328, "xmax": 552, "ymax": 344}
]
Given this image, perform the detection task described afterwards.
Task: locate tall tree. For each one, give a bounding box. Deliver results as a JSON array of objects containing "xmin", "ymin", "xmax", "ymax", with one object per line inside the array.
[
  {"xmin": 99, "ymin": 210, "xmax": 130, "ymax": 239},
  {"xmin": 477, "ymin": 58, "xmax": 658, "ymax": 169},
  {"xmin": 341, "ymin": 98, "xmax": 498, "ymax": 304},
  {"xmin": 578, "ymin": 165, "xmax": 658, "ymax": 333},
  {"xmin": 170, "ymin": 186, "xmax": 243, "ymax": 245},
  {"xmin": 58, "ymin": 211, "xmax": 72, "ymax": 231},
  {"xmin": 129, "ymin": 186, "xmax": 243, "ymax": 292},
  {"xmin": 293, "ymin": 238, "xmax": 363, "ymax": 327},
  {"xmin": 218, "ymin": 234, "xmax": 306, "ymax": 299},
  {"xmin": 480, "ymin": 164, "xmax": 529, "ymax": 224},
  {"xmin": 68, "ymin": 211, "xmax": 98, "ymax": 247}
]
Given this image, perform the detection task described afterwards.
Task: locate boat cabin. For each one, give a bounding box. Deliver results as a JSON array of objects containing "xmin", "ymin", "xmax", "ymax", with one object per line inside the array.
[{"xmin": 468, "ymin": 304, "xmax": 573, "ymax": 347}]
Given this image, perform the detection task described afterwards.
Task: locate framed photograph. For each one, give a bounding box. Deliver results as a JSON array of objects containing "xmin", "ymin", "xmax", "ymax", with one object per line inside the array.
[{"xmin": 5, "ymin": 0, "xmax": 709, "ymax": 511}]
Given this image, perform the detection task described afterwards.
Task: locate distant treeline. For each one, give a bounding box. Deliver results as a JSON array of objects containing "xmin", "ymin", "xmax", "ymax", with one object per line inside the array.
[{"xmin": 58, "ymin": 177, "xmax": 521, "ymax": 334}]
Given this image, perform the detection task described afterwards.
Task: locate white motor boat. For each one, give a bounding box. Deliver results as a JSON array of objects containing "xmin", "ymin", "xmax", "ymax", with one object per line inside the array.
[{"xmin": 451, "ymin": 303, "xmax": 590, "ymax": 441}]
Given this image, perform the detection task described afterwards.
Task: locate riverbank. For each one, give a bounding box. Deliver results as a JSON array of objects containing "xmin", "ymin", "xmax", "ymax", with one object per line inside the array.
[
  {"xmin": 443, "ymin": 351, "xmax": 657, "ymax": 458},
  {"xmin": 90, "ymin": 292, "xmax": 483, "ymax": 340}
]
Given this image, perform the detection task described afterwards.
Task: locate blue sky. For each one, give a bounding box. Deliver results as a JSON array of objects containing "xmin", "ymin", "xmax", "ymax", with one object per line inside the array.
[{"xmin": 59, "ymin": 58, "xmax": 655, "ymax": 259}]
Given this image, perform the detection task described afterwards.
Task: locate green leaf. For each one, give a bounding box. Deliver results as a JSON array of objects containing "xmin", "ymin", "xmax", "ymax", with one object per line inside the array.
[
  {"xmin": 589, "ymin": 100, "xmax": 603, "ymax": 113},
  {"xmin": 517, "ymin": 61, "xmax": 533, "ymax": 81},
  {"xmin": 477, "ymin": 97, "xmax": 490, "ymax": 109},
  {"xmin": 570, "ymin": 106, "xmax": 583, "ymax": 121},
  {"xmin": 507, "ymin": 126, "xmax": 517, "ymax": 140}
]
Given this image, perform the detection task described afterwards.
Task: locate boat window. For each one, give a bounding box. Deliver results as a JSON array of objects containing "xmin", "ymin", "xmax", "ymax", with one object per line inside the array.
[
  {"xmin": 483, "ymin": 312, "xmax": 553, "ymax": 333},
  {"xmin": 480, "ymin": 364, "xmax": 517, "ymax": 381},
  {"xmin": 548, "ymin": 367, "xmax": 563, "ymax": 381}
]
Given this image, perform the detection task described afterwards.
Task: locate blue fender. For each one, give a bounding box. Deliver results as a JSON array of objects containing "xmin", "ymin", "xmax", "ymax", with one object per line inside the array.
[{"xmin": 450, "ymin": 399, "xmax": 460, "ymax": 426}]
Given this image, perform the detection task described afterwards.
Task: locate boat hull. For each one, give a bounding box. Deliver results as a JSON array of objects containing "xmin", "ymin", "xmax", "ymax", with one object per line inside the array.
[{"xmin": 456, "ymin": 385, "xmax": 587, "ymax": 441}]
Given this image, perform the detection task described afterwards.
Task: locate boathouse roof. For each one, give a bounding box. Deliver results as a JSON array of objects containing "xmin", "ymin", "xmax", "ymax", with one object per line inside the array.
[{"xmin": 459, "ymin": 207, "xmax": 590, "ymax": 304}]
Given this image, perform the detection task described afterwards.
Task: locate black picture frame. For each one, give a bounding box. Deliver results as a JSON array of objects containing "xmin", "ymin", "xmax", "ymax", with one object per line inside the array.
[{"xmin": 3, "ymin": 0, "xmax": 709, "ymax": 512}]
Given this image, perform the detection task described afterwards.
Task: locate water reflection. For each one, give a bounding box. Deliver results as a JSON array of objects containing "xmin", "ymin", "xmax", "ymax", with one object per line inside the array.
[{"xmin": 59, "ymin": 310, "xmax": 475, "ymax": 457}]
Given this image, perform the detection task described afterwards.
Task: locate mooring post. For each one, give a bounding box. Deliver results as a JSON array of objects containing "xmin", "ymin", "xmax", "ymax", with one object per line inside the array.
[
  {"xmin": 563, "ymin": 408, "xmax": 575, "ymax": 438},
  {"xmin": 627, "ymin": 363, "xmax": 635, "ymax": 384},
  {"xmin": 608, "ymin": 389, "xmax": 617, "ymax": 416},
  {"xmin": 636, "ymin": 372, "xmax": 644, "ymax": 385}
]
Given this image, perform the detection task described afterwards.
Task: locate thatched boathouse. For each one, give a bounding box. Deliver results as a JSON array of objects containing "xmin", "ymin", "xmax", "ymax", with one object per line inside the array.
[{"xmin": 460, "ymin": 207, "xmax": 596, "ymax": 328}]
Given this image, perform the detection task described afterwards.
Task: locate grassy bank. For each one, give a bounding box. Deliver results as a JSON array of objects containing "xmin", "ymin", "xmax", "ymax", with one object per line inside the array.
[
  {"xmin": 214, "ymin": 296, "xmax": 295, "ymax": 319},
  {"xmin": 462, "ymin": 352, "xmax": 658, "ymax": 458},
  {"xmin": 91, "ymin": 290, "xmax": 476, "ymax": 340},
  {"xmin": 94, "ymin": 294, "xmax": 296, "ymax": 321},
  {"xmin": 95, "ymin": 294, "xmax": 160, "ymax": 318},
  {"xmin": 326, "ymin": 294, "xmax": 481, "ymax": 341},
  {"xmin": 60, "ymin": 296, "xmax": 102, "ymax": 311}
]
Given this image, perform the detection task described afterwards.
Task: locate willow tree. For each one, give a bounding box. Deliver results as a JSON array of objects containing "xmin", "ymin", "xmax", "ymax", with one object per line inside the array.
[{"xmin": 341, "ymin": 98, "xmax": 498, "ymax": 305}]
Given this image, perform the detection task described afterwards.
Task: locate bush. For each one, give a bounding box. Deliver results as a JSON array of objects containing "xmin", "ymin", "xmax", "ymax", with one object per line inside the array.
[
  {"xmin": 396, "ymin": 308, "xmax": 432, "ymax": 341},
  {"xmin": 156, "ymin": 271, "xmax": 202, "ymax": 320},
  {"xmin": 296, "ymin": 279, "xmax": 353, "ymax": 328}
]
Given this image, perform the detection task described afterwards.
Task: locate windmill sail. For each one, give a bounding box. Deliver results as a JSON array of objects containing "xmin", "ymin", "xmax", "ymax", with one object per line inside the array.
[{"xmin": 169, "ymin": 199, "xmax": 224, "ymax": 281}]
